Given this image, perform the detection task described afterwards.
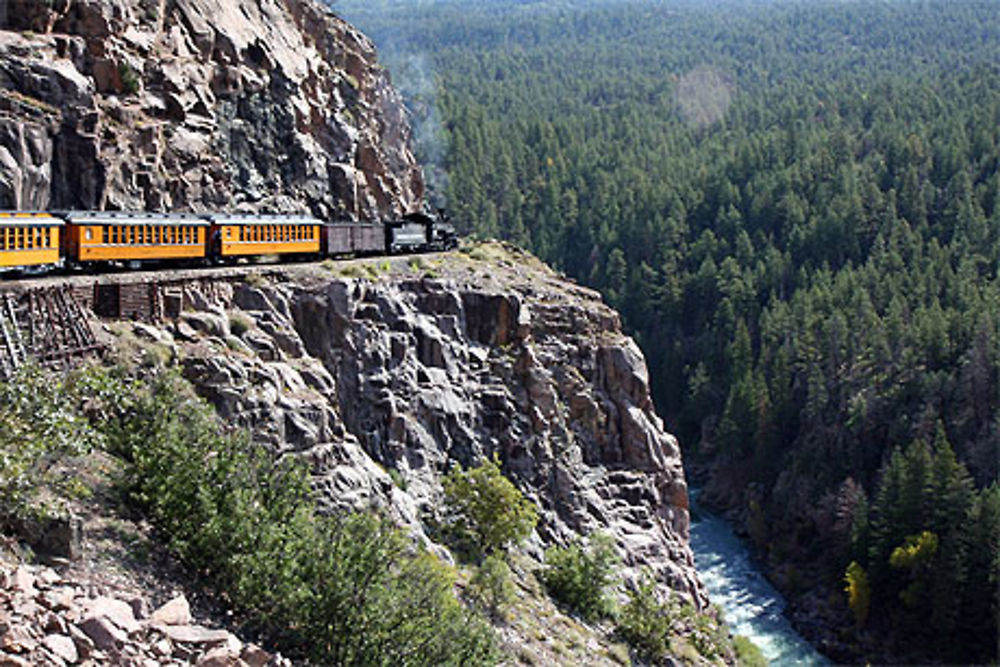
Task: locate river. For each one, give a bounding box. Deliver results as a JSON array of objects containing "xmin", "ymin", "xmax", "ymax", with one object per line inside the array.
[{"xmin": 688, "ymin": 493, "xmax": 829, "ymax": 666}]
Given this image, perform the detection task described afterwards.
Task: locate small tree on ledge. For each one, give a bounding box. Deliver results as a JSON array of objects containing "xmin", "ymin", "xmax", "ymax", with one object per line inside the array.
[{"xmin": 443, "ymin": 453, "xmax": 538, "ymax": 561}]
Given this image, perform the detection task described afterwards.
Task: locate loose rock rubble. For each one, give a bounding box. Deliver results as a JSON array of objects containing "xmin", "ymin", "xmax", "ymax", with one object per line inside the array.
[{"xmin": 0, "ymin": 559, "xmax": 285, "ymax": 666}]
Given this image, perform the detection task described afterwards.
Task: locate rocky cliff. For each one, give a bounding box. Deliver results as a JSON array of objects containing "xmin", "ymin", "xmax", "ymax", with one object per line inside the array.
[
  {"xmin": 0, "ymin": 0, "xmax": 422, "ymax": 218},
  {"xmin": 126, "ymin": 246, "xmax": 705, "ymax": 611}
]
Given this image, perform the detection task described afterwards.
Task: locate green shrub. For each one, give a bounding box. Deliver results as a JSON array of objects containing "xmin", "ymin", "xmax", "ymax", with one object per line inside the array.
[
  {"xmin": 97, "ymin": 369, "xmax": 499, "ymax": 665},
  {"xmin": 616, "ymin": 573, "xmax": 673, "ymax": 663},
  {"xmin": 0, "ymin": 365, "xmax": 99, "ymax": 526},
  {"xmin": 118, "ymin": 62, "xmax": 140, "ymax": 95},
  {"xmin": 442, "ymin": 454, "xmax": 538, "ymax": 560},
  {"xmin": 541, "ymin": 532, "xmax": 619, "ymax": 621},
  {"xmin": 228, "ymin": 313, "xmax": 252, "ymax": 337},
  {"xmin": 467, "ymin": 553, "xmax": 516, "ymax": 622},
  {"xmin": 734, "ymin": 635, "xmax": 767, "ymax": 667}
]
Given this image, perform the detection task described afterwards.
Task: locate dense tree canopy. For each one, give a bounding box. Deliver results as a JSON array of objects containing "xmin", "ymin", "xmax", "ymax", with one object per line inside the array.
[{"xmin": 337, "ymin": 0, "xmax": 999, "ymax": 661}]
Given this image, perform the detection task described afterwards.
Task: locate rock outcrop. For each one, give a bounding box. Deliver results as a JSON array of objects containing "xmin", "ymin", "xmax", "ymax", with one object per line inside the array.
[
  {"xmin": 108, "ymin": 247, "xmax": 705, "ymax": 609},
  {"xmin": 0, "ymin": 0, "xmax": 423, "ymax": 218}
]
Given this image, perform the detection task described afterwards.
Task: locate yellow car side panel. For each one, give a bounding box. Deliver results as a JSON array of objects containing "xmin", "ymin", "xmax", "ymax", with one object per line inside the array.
[
  {"xmin": 217, "ymin": 224, "xmax": 320, "ymax": 256},
  {"xmin": 0, "ymin": 225, "xmax": 61, "ymax": 267},
  {"xmin": 71, "ymin": 225, "xmax": 206, "ymax": 261}
]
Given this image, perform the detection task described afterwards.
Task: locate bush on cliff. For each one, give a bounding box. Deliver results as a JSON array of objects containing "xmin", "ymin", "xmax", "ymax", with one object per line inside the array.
[
  {"xmin": 442, "ymin": 453, "xmax": 538, "ymax": 560},
  {"xmin": 541, "ymin": 532, "xmax": 619, "ymax": 621},
  {"xmin": 0, "ymin": 365, "xmax": 97, "ymax": 529},
  {"xmin": 615, "ymin": 573, "xmax": 672, "ymax": 663},
  {"xmin": 78, "ymin": 367, "xmax": 498, "ymax": 665}
]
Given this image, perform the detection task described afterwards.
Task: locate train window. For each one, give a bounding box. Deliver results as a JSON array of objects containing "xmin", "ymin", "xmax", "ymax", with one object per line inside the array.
[
  {"xmin": 102, "ymin": 227, "xmax": 108, "ymax": 244},
  {"xmin": 85, "ymin": 228, "xmax": 93, "ymax": 241}
]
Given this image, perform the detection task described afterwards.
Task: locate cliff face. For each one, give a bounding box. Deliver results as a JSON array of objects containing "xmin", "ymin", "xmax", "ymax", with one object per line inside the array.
[
  {"xmin": 0, "ymin": 0, "xmax": 422, "ymax": 218},
  {"xmin": 101, "ymin": 247, "xmax": 704, "ymax": 610}
]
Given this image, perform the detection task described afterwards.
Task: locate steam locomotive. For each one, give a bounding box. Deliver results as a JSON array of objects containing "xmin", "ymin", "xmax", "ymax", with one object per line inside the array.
[{"xmin": 0, "ymin": 209, "xmax": 458, "ymax": 274}]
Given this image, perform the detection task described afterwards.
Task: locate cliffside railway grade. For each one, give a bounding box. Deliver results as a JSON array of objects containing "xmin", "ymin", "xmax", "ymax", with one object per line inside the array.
[
  {"xmin": 0, "ymin": 207, "xmax": 458, "ymax": 378},
  {"xmin": 0, "ymin": 210, "xmax": 457, "ymax": 272}
]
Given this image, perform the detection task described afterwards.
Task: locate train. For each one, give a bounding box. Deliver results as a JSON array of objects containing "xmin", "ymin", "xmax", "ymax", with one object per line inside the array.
[{"xmin": 0, "ymin": 209, "xmax": 459, "ymax": 274}]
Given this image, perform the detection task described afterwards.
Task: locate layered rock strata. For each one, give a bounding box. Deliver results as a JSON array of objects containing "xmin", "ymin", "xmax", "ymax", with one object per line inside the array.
[
  {"xmin": 111, "ymin": 248, "xmax": 705, "ymax": 608},
  {"xmin": 0, "ymin": 0, "xmax": 423, "ymax": 218}
]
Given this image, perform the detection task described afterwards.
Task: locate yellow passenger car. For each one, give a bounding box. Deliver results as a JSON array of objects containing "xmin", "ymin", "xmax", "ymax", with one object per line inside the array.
[
  {"xmin": 208, "ymin": 214, "xmax": 321, "ymax": 258},
  {"xmin": 0, "ymin": 212, "xmax": 63, "ymax": 269},
  {"xmin": 63, "ymin": 211, "xmax": 208, "ymax": 264}
]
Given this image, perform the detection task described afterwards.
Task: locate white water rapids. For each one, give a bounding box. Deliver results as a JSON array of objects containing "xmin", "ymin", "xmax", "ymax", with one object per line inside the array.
[{"xmin": 689, "ymin": 492, "xmax": 830, "ymax": 666}]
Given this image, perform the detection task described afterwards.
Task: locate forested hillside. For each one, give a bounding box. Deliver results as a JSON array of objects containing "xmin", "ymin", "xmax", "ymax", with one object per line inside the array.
[{"xmin": 336, "ymin": 0, "xmax": 999, "ymax": 662}]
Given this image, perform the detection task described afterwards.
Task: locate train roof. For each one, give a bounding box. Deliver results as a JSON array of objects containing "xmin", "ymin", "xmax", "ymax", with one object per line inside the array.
[
  {"xmin": 0, "ymin": 211, "xmax": 64, "ymax": 226},
  {"xmin": 61, "ymin": 211, "xmax": 209, "ymax": 225},
  {"xmin": 204, "ymin": 214, "xmax": 321, "ymax": 225}
]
